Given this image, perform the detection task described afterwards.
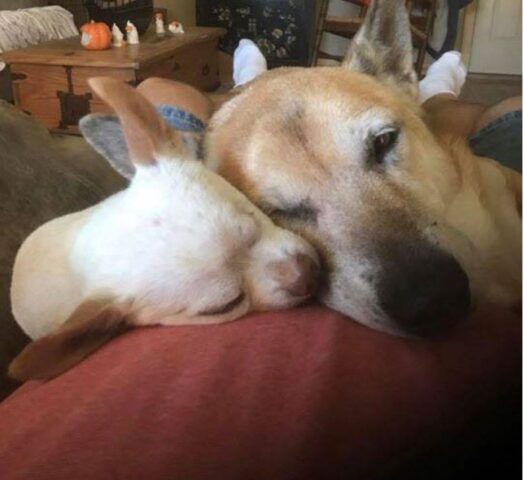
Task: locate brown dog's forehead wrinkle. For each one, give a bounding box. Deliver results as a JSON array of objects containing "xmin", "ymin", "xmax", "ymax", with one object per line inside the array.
[
  {"xmin": 281, "ymin": 102, "xmax": 308, "ymax": 145},
  {"xmin": 278, "ymin": 103, "xmax": 310, "ymax": 154}
]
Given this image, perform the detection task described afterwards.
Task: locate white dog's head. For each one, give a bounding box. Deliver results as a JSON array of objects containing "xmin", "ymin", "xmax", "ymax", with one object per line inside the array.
[{"xmin": 79, "ymin": 77, "xmax": 319, "ymax": 322}]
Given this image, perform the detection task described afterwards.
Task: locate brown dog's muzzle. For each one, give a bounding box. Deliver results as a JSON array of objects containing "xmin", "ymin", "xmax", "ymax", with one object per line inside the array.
[{"xmin": 376, "ymin": 243, "xmax": 471, "ymax": 336}]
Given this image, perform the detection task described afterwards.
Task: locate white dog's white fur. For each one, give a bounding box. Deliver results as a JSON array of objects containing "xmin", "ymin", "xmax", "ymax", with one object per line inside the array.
[{"xmin": 9, "ymin": 77, "xmax": 319, "ymax": 380}]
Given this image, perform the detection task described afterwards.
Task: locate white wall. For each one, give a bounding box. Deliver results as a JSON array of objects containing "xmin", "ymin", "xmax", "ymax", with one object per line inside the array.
[
  {"xmin": 154, "ymin": 0, "xmax": 195, "ymax": 25},
  {"xmin": 468, "ymin": 0, "xmax": 522, "ymax": 74}
]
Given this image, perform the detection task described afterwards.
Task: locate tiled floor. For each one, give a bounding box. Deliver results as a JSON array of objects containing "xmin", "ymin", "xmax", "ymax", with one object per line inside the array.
[{"xmin": 460, "ymin": 74, "xmax": 522, "ymax": 105}]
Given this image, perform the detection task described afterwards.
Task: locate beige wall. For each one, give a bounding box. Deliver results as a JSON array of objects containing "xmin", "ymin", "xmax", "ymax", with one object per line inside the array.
[{"xmin": 155, "ymin": 0, "xmax": 196, "ymax": 25}]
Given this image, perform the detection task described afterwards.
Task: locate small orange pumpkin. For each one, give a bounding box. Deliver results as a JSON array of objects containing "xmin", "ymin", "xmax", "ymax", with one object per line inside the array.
[{"xmin": 80, "ymin": 21, "xmax": 112, "ymax": 51}]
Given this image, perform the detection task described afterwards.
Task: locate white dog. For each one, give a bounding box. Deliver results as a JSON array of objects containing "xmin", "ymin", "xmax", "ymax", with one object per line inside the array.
[{"xmin": 9, "ymin": 77, "xmax": 319, "ymax": 381}]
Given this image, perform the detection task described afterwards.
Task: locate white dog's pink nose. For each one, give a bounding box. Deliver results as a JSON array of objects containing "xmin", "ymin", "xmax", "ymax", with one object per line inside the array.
[{"xmin": 268, "ymin": 253, "xmax": 320, "ymax": 299}]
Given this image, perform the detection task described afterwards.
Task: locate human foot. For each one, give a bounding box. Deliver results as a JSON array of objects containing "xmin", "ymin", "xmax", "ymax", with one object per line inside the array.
[
  {"xmin": 233, "ymin": 39, "xmax": 268, "ymax": 87},
  {"xmin": 419, "ymin": 51, "xmax": 467, "ymax": 103}
]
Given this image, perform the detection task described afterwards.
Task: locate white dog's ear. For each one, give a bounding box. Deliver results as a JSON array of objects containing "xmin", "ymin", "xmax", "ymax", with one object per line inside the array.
[
  {"xmin": 8, "ymin": 298, "xmax": 133, "ymax": 381},
  {"xmin": 79, "ymin": 113, "xmax": 202, "ymax": 180},
  {"xmin": 342, "ymin": 0, "xmax": 418, "ymax": 99},
  {"xmin": 88, "ymin": 77, "xmax": 185, "ymax": 167},
  {"xmin": 79, "ymin": 114, "xmax": 136, "ymax": 180}
]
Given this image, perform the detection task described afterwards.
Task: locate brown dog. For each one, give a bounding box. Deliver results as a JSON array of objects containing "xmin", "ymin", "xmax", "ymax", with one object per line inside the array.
[{"xmin": 204, "ymin": 0, "xmax": 521, "ymax": 336}]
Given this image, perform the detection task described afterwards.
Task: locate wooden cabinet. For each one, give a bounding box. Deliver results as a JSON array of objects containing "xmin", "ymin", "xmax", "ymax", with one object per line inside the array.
[{"xmin": 4, "ymin": 27, "xmax": 225, "ymax": 134}]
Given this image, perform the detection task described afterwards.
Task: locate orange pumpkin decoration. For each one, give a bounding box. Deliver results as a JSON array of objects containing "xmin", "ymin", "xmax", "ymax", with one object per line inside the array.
[{"xmin": 80, "ymin": 21, "xmax": 112, "ymax": 51}]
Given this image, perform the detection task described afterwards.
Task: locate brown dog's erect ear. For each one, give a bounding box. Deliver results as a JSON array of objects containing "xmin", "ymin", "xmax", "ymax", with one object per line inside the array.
[
  {"xmin": 88, "ymin": 77, "xmax": 181, "ymax": 167},
  {"xmin": 8, "ymin": 299, "xmax": 133, "ymax": 382},
  {"xmin": 342, "ymin": 0, "xmax": 418, "ymax": 99}
]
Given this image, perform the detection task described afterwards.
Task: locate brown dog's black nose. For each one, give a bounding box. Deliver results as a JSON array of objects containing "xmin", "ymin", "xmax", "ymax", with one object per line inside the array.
[{"xmin": 377, "ymin": 244, "xmax": 470, "ymax": 336}]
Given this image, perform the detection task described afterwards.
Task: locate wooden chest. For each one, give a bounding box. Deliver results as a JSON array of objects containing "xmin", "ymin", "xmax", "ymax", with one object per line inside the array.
[{"xmin": 3, "ymin": 27, "xmax": 225, "ymax": 134}]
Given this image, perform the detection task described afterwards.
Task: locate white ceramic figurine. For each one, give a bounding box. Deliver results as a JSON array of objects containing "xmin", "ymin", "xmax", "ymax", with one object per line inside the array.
[
  {"xmin": 111, "ymin": 23, "xmax": 125, "ymax": 47},
  {"xmin": 168, "ymin": 21, "xmax": 184, "ymax": 34},
  {"xmin": 126, "ymin": 20, "xmax": 140, "ymax": 45},
  {"xmin": 155, "ymin": 12, "xmax": 165, "ymax": 35}
]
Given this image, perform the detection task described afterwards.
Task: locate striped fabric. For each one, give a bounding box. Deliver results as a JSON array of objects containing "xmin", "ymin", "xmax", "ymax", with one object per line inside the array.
[{"xmin": 0, "ymin": 6, "xmax": 78, "ymax": 71}]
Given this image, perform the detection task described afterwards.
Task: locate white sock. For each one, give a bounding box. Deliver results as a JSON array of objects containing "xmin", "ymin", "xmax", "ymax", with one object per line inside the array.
[
  {"xmin": 419, "ymin": 51, "xmax": 467, "ymax": 103},
  {"xmin": 233, "ymin": 39, "xmax": 268, "ymax": 87}
]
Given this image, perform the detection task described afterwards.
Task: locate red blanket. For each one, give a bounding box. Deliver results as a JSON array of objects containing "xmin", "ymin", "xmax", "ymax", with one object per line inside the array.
[{"xmin": 0, "ymin": 305, "xmax": 520, "ymax": 479}]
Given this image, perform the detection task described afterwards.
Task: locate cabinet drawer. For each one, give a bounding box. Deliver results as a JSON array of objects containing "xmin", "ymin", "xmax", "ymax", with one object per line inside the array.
[
  {"xmin": 70, "ymin": 66, "xmax": 136, "ymax": 115},
  {"xmin": 11, "ymin": 64, "xmax": 67, "ymax": 131},
  {"xmin": 138, "ymin": 40, "xmax": 220, "ymax": 91}
]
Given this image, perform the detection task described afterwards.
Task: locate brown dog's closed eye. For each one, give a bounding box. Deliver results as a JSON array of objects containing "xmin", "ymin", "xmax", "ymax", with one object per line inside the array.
[{"xmin": 268, "ymin": 202, "xmax": 318, "ymax": 224}]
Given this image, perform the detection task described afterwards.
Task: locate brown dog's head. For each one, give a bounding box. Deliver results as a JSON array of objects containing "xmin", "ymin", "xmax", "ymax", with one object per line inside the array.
[{"xmin": 206, "ymin": 0, "xmax": 471, "ymax": 336}]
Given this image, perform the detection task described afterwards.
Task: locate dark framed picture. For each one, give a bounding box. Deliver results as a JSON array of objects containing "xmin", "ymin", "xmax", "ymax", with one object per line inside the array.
[{"xmin": 196, "ymin": 0, "xmax": 317, "ymax": 67}]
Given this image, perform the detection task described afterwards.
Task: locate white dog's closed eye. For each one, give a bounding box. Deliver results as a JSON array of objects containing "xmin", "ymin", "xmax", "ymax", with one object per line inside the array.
[
  {"xmin": 198, "ymin": 291, "xmax": 246, "ymax": 316},
  {"xmin": 9, "ymin": 77, "xmax": 320, "ymax": 382}
]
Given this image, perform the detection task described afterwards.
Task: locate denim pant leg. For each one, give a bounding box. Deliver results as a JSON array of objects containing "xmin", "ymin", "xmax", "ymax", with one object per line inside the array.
[
  {"xmin": 155, "ymin": 105, "xmax": 206, "ymax": 133},
  {"xmin": 468, "ymin": 110, "xmax": 522, "ymax": 173}
]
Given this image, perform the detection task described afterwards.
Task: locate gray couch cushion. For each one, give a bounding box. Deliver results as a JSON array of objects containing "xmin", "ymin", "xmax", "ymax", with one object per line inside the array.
[{"xmin": 0, "ymin": 101, "xmax": 125, "ymax": 399}]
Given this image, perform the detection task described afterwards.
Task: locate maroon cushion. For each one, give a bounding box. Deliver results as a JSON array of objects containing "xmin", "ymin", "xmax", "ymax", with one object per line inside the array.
[{"xmin": 0, "ymin": 305, "xmax": 520, "ymax": 479}]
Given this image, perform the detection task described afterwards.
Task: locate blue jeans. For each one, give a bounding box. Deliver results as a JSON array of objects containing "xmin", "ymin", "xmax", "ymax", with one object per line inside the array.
[
  {"xmin": 469, "ymin": 110, "xmax": 522, "ymax": 172},
  {"xmin": 156, "ymin": 105, "xmax": 206, "ymax": 134}
]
